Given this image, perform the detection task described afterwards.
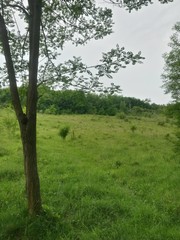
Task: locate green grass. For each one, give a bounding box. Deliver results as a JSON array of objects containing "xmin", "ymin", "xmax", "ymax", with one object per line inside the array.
[{"xmin": 0, "ymin": 108, "xmax": 179, "ymax": 240}]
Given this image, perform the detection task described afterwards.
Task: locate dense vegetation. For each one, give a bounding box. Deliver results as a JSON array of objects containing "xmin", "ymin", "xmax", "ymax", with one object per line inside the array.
[
  {"xmin": 0, "ymin": 87, "xmax": 160, "ymax": 116},
  {"xmin": 0, "ymin": 108, "xmax": 179, "ymax": 240},
  {"xmin": 162, "ymin": 21, "xmax": 180, "ymax": 154}
]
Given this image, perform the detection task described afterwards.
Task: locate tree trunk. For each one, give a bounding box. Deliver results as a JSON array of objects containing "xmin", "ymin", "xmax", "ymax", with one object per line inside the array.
[
  {"xmin": 22, "ymin": 0, "xmax": 43, "ymax": 215},
  {"xmin": 20, "ymin": 113, "xmax": 42, "ymax": 215}
]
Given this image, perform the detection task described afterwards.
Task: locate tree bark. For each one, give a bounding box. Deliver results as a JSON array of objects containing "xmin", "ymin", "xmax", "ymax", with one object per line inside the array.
[{"xmin": 20, "ymin": 119, "xmax": 42, "ymax": 215}]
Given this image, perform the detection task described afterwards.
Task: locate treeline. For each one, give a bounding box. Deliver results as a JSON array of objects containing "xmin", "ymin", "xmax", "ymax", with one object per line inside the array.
[{"xmin": 0, "ymin": 86, "xmax": 161, "ymax": 116}]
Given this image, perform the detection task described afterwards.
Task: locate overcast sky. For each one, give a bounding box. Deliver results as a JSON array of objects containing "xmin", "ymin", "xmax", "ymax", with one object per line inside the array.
[{"xmin": 61, "ymin": 0, "xmax": 180, "ymax": 104}]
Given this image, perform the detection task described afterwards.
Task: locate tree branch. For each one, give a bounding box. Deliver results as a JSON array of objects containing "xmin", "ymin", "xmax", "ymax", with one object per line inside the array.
[
  {"xmin": 0, "ymin": 13, "xmax": 24, "ymax": 121},
  {"xmin": 7, "ymin": 3, "xmax": 29, "ymax": 18}
]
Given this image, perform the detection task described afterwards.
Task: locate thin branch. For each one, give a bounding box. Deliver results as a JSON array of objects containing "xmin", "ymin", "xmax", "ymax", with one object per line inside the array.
[
  {"xmin": 12, "ymin": 10, "xmax": 21, "ymax": 34},
  {"xmin": 37, "ymin": 60, "xmax": 50, "ymax": 87},
  {"xmin": 103, "ymin": 0, "xmax": 123, "ymax": 7},
  {"xmin": 20, "ymin": 29, "xmax": 28, "ymax": 64},
  {"xmin": 0, "ymin": 0, "xmax": 4, "ymax": 16},
  {"xmin": 40, "ymin": 19, "xmax": 51, "ymax": 61},
  {"xmin": 39, "ymin": 19, "xmax": 60, "ymax": 85},
  {"xmin": 7, "ymin": 3, "xmax": 29, "ymax": 18},
  {"xmin": 0, "ymin": 13, "xmax": 24, "ymax": 120}
]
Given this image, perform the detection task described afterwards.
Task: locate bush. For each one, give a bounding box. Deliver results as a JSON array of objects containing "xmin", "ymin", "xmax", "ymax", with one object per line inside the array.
[
  {"xmin": 130, "ymin": 125, "xmax": 137, "ymax": 133},
  {"xmin": 157, "ymin": 121, "xmax": 165, "ymax": 126},
  {"xmin": 44, "ymin": 105, "xmax": 57, "ymax": 115},
  {"xmin": 116, "ymin": 112, "xmax": 126, "ymax": 120},
  {"xmin": 59, "ymin": 126, "xmax": 70, "ymax": 140}
]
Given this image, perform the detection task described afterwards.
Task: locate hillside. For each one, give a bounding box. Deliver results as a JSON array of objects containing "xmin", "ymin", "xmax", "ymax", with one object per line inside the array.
[{"xmin": 0, "ymin": 108, "xmax": 179, "ymax": 240}]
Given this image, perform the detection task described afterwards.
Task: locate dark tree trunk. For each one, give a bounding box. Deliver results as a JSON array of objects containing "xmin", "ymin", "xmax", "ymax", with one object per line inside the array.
[
  {"xmin": 20, "ymin": 116, "xmax": 42, "ymax": 215},
  {"xmin": 23, "ymin": 0, "xmax": 42, "ymax": 215}
]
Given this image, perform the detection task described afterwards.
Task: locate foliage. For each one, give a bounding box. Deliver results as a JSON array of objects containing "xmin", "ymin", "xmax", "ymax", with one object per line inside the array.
[
  {"xmin": 0, "ymin": 87, "xmax": 161, "ymax": 116},
  {"xmin": 116, "ymin": 112, "xmax": 126, "ymax": 119},
  {"xmin": 38, "ymin": 89, "xmax": 160, "ymax": 116},
  {"xmin": 109, "ymin": 0, "xmax": 174, "ymax": 12},
  {"xmin": 0, "ymin": 1, "xmax": 145, "ymax": 93},
  {"xmin": 162, "ymin": 22, "xmax": 180, "ymax": 102},
  {"xmin": 0, "ymin": 0, "xmax": 173, "ymax": 92},
  {"xmin": 130, "ymin": 125, "xmax": 137, "ymax": 132},
  {"xmin": 162, "ymin": 22, "xmax": 180, "ymax": 154},
  {"xmin": 59, "ymin": 126, "xmax": 70, "ymax": 140},
  {"xmin": 165, "ymin": 102, "xmax": 180, "ymax": 123},
  {"xmin": 157, "ymin": 120, "xmax": 166, "ymax": 127},
  {"xmin": 0, "ymin": 87, "xmax": 11, "ymax": 107}
]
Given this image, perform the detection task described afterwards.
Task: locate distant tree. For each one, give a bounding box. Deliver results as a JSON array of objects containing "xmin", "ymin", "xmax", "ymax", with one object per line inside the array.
[
  {"xmin": 162, "ymin": 22, "xmax": 180, "ymax": 152},
  {"xmin": 0, "ymin": 0, "xmax": 173, "ymax": 215},
  {"xmin": 162, "ymin": 22, "xmax": 180, "ymax": 102},
  {"xmin": 119, "ymin": 100, "xmax": 127, "ymax": 113}
]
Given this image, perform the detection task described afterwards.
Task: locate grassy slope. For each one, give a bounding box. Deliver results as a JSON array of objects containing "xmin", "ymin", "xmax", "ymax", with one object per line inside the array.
[{"xmin": 0, "ymin": 108, "xmax": 179, "ymax": 240}]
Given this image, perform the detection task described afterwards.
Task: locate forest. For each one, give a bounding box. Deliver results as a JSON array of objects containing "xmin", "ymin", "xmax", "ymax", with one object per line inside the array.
[{"xmin": 0, "ymin": 87, "xmax": 160, "ymax": 116}]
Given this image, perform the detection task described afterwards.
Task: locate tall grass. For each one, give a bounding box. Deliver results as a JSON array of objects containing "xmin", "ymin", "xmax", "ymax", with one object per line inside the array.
[{"xmin": 0, "ymin": 108, "xmax": 179, "ymax": 239}]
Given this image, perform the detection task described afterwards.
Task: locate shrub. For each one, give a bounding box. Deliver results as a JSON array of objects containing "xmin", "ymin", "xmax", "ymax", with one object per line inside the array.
[
  {"xmin": 44, "ymin": 105, "xmax": 57, "ymax": 115},
  {"xmin": 59, "ymin": 126, "xmax": 70, "ymax": 140},
  {"xmin": 157, "ymin": 121, "xmax": 165, "ymax": 126},
  {"xmin": 116, "ymin": 112, "xmax": 126, "ymax": 120},
  {"xmin": 114, "ymin": 160, "xmax": 122, "ymax": 168},
  {"xmin": 130, "ymin": 125, "xmax": 137, "ymax": 133}
]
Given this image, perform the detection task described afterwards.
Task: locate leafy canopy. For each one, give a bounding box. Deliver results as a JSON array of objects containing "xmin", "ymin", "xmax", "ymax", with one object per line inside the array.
[
  {"xmin": 162, "ymin": 22, "xmax": 180, "ymax": 102},
  {"xmin": 108, "ymin": 0, "xmax": 173, "ymax": 11},
  {"xmin": 0, "ymin": 0, "xmax": 142, "ymax": 94},
  {"xmin": 0, "ymin": 0, "xmax": 174, "ymax": 94}
]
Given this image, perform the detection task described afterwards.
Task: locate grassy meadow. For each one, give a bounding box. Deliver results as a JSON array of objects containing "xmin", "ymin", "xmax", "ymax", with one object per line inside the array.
[{"xmin": 0, "ymin": 108, "xmax": 179, "ymax": 240}]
